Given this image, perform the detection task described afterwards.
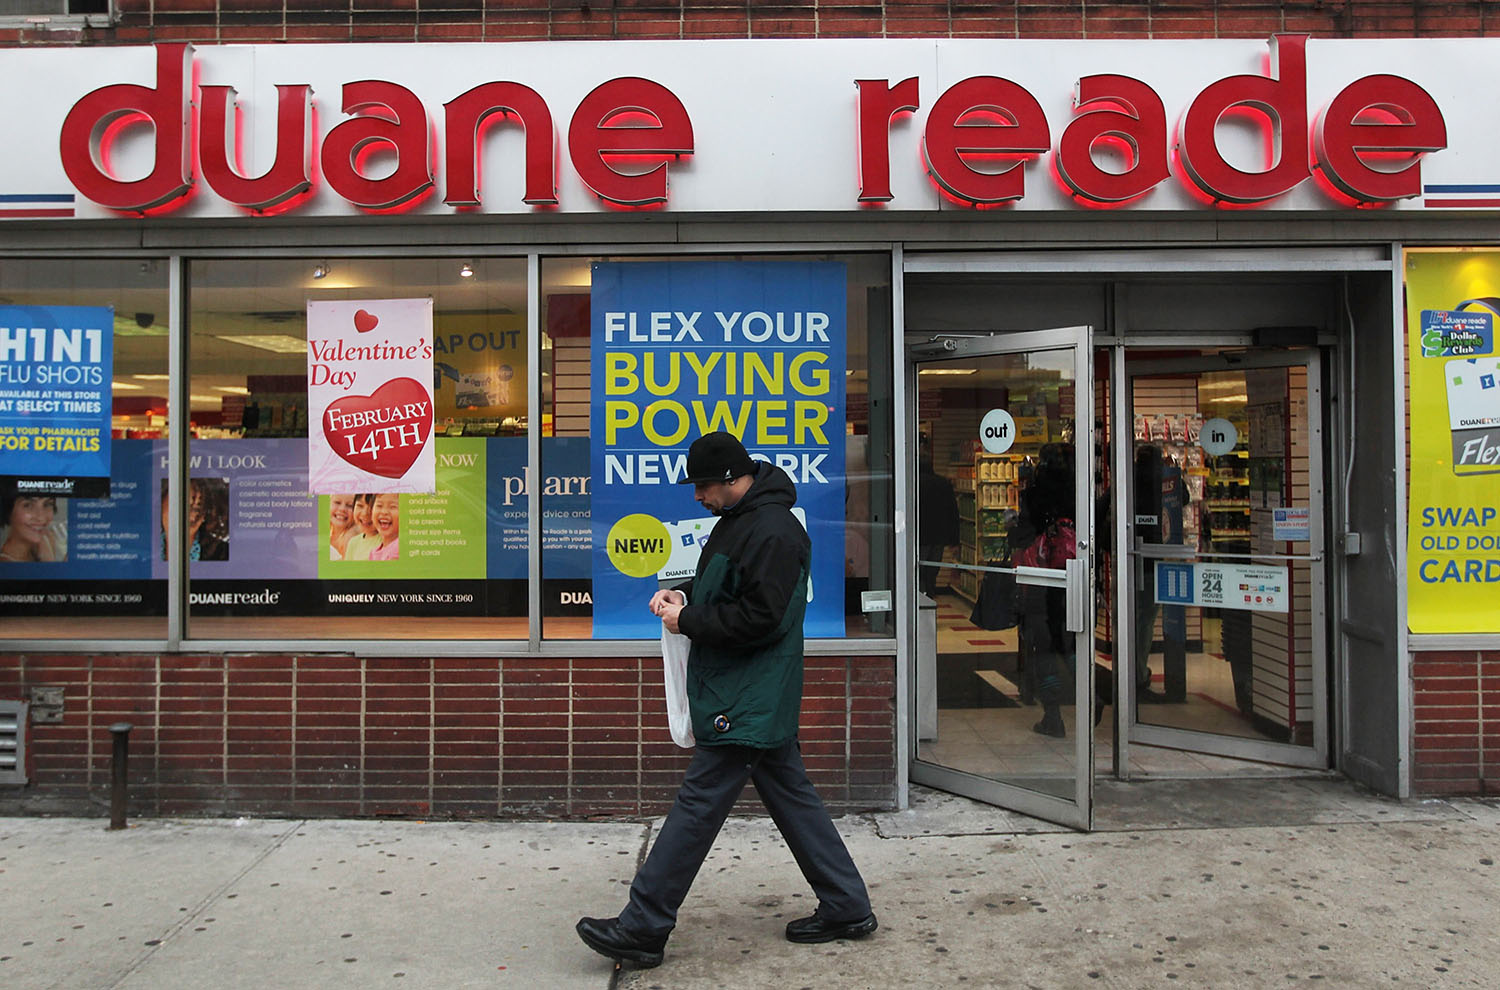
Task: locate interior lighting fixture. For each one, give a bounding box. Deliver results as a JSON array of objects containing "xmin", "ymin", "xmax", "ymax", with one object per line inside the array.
[
  {"xmin": 459, "ymin": 262, "xmax": 475, "ymax": 278},
  {"xmin": 215, "ymin": 334, "xmax": 308, "ymax": 354},
  {"xmin": 312, "ymin": 261, "xmax": 329, "ymax": 279}
]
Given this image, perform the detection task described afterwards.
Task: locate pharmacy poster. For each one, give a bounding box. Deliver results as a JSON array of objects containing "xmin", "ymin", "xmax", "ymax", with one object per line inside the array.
[
  {"xmin": 1404, "ymin": 251, "xmax": 1500, "ymax": 634},
  {"xmin": 307, "ymin": 298, "xmax": 435, "ymax": 495},
  {"xmin": 0, "ymin": 304, "xmax": 114, "ymax": 498},
  {"xmin": 588, "ymin": 260, "xmax": 846, "ymax": 639}
]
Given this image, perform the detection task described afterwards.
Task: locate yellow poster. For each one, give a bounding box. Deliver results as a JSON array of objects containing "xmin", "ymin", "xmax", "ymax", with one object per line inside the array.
[
  {"xmin": 1403, "ymin": 250, "xmax": 1500, "ymax": 634},
  {"xmin": 430, "ymin": 312, "xmax": 528, "ymax": 428}
]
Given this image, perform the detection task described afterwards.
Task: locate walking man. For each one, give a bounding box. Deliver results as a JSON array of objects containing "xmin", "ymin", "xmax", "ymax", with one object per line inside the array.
[{"xmin": 576, "ymin": 431, "xmax": 876, "ymax": 968}]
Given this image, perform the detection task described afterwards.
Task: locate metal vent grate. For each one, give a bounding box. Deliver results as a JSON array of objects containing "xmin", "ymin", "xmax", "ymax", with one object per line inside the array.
[{"xmin": 0, "ymin": 700, "xmax": 27, "ymax": 786}]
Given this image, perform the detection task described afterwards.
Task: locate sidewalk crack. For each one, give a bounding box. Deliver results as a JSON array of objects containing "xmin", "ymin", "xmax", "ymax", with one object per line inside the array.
[{"xmin": 105, "ymin": 819, "xmax": 307, "ymax": 989}]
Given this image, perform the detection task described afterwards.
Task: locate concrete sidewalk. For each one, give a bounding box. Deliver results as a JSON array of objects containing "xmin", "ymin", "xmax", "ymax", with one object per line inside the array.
[{"xmin": 2, "ymin": 778, "xmax": 1497, "ymax": 989}]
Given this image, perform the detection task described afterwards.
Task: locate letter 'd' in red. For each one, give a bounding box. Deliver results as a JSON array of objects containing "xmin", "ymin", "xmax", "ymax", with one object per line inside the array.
[
  {"xmin": 60, "ymin": 43, "xmax": 194, "ymax": 213},
  {"xmin": 1177, "ymin": 34, "xmax": 1310, "ymax": 205}
]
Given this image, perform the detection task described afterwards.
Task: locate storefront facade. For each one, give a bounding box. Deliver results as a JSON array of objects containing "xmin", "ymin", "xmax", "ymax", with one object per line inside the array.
[{"xmin": 1, "ymin": 31, "xmax": 1498, "ymax": 825}]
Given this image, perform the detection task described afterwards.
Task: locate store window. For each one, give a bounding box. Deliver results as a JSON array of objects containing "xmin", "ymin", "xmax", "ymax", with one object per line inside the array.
[
  {"xmin": 0, "ymin": 258, "xmax": 170, "ymax": 639},
  {"xmin": 185, "ymin": 257, "xmax": 528, "ymax": 640},
  {"xmin": 539, "ymin": 253, "xmax": 895, "ymax": 640},
  {"xmin": 0, "ymin": 0, "xmax": 110, "ymax": 19}
]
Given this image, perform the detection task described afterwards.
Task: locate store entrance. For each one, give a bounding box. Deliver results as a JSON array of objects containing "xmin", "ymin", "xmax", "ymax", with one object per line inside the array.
[
  {"xmin": 909, "ymin": 327, "xmax": 1095, "ymax": 830},
  {"xmin": 1119, "ymin": 349, "xmax": 1329, "ymax": 769}
]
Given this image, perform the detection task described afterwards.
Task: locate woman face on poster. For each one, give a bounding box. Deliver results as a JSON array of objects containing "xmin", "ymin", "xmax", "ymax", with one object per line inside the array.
[
  {"xmin": 187, "ymin": 479, "xmax": 208, "ymax": 540},
  {"xmin": 373, "ymin": 493, "xmax": 400, "ymax": 547},
  {"xmin": 1, "ymin": 495, "xmax": 58, "ymax": 561}
]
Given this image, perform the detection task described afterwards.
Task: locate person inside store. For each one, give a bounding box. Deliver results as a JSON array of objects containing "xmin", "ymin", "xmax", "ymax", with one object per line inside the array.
[
  {"xmin": 917, "ymin": 433, "xmax": 960, "ymax": 597},
  {"xmin": 342, "ymin": 493, "xmax": 380, "ymax": 561},
  {"xmin": 1012, "ymin": 442, "xmax": 1076, "ymax": 738},
  {"xmin": 0, "ymin": 493, "xmax": 65, "ymax": 562},
  {"xmin": 327, "ymin": 493, "xmax": 357, "ymax": 560},
  {"xmin": 161, "ymin": 478, "xmax": 230, "ymax": 561},
  {"xmin": 367, "ymin": 492, "xmax": 400, "ymax": 561},
  {"xmin": 577, "ymin": 431, "xmax": 875, "ymax": 970}
]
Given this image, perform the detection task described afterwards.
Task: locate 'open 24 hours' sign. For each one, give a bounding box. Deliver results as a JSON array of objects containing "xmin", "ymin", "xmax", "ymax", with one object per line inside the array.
[{"xmin": 1155, "ymin": 561, "xmax": 1288, "ymax": 614}]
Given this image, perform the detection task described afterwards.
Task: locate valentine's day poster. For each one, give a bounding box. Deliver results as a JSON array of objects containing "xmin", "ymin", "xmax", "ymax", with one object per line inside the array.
[{"xmin": 307, "ymin": 299, "xmax": 436, "ymax": 495}]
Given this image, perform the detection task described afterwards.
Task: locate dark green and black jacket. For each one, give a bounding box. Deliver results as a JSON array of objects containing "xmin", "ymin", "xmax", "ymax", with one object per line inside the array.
[{"xmin": 675, "ymin": 461, "xmax": 809, "ymax": 749}]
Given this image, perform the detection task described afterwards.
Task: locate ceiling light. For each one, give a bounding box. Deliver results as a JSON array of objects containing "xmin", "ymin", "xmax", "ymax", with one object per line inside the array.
[
  {"xmin": 312, "ymin": 262, "xmax": 329, "ymax": 279},
  {"xmin": 111, "ymin": 381, "xmax": 144, "ymax": 390},
  {"xmin": 459, "ymin": 262, "xmax": 474, "ymax": 278},
  {"xmin": 132, "ymin": 373, "xmax": 171, "ymax": 380},
  {"xmin": 215, "ymin": 334, "xmax": 307, "ymax": 354},
  {"xmin": 918, "ymin": 368, "xmax": 978, "ymax": 376},
  {"xmin": 214, "ymin": 385, "xmax": 251, "ymax": 394}
]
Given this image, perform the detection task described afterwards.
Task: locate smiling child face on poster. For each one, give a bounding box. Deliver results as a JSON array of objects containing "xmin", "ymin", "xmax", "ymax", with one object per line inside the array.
[{"xmin": 373, "ymin": 493, "xmax": 400, "ymax": 547}]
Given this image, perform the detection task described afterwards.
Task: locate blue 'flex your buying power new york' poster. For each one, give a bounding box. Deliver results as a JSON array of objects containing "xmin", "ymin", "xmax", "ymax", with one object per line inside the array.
[{"xmin": 589, "ymin": 260, "xmax": 846, "ymax": 638}]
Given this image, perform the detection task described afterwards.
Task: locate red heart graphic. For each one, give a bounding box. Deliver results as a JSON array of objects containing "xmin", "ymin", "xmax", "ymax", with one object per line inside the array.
[
  {"xmin": 354, "ymin": 309, "xmax": 379, "ymax": 333},
  {"xmin": 323, "ymin": 377, "xmax": 433, "ymax": 479}
]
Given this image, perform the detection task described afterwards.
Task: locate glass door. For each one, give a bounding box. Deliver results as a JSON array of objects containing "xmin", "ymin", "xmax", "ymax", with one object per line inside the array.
[
  {"xmin": 909, "ymin": 327, "xmax": 1094, "ymax": 830},
  {"xmin": 1123, "ymin": 350, "xmax": 1327, "ymax": 768}
]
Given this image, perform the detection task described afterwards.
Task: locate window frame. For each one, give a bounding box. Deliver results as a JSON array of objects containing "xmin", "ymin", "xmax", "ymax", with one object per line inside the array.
[
  {"xmin": 0, "ymin": 0, "xmax": 114, "ymax": 30},
  {"xmin": 1, "ymin": 243, "xmax": 899, "ymax": 658}
]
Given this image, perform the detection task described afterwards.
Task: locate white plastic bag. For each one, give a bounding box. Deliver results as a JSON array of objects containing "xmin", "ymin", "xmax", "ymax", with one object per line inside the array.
[{"xmin": 661, "ymin": 626, "xmax": 696, "ymax": 748}]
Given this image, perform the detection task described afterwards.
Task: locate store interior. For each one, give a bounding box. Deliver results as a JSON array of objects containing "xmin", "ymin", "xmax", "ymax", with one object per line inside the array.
[{"xmin": 915, "ymin": 342, "xmax": 1320, "ymax": 785}]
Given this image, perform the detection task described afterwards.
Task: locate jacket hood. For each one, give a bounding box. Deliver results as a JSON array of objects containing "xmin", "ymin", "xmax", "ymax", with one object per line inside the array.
[{"xmin": 724, "ymin": 461, "xmax": 797, "ymax": 516}]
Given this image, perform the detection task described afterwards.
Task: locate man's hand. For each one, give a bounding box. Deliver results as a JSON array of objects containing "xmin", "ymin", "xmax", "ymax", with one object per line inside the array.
[
  {"xmin": 657, "ymin": 601, "xmax": 684, "ymax": 634},
  {"xmin": 650, "ymin": 589, "xmax": 687, "ymax": 633}
]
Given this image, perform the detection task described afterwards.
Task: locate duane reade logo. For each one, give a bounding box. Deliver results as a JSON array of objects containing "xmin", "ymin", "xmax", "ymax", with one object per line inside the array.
[
  {"xmin": 188, "ymin": 588, "xmax": 282, "ymax": 606},
  {"xmin": 16, "ymin": 478, "xmax": 72, "ymax": 493}
]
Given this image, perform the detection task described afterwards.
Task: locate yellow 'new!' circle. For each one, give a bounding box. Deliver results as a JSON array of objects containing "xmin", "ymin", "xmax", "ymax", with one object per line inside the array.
[{"xmin": 607, "ymin": 513, "xmax": 672, "ymax": 578}]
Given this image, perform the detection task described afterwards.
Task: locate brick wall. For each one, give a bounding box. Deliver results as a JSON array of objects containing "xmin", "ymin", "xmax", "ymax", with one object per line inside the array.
[
  {"xmin": 5, "ymin": 1, "xmax": 1500, "ymax": 47},
  {"xmin": 1412, "ymin": 650, "xmax": 1500, "ymax": 796},
  {"xmin": 0, "ymin": 652, "xmax": 897, "ymax": 818}
]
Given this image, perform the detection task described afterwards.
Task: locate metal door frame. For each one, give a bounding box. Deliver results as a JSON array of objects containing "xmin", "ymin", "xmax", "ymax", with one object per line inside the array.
[
  {"xmin": 905, "ymin": 326, "xmax": 1095, "ymax": 830},
  {"xmin": 1119, "ymin": 347, "xmax": 1328, "ymax": 770}
]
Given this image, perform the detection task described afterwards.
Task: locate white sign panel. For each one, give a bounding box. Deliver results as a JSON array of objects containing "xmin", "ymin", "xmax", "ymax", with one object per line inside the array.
[
  {"xmin": 3, "ymin": 38, "xmax": 1500, "ymax": 219},
  {"xmin": 307, "ymin": 299, "xmax": 435, "ymax": 495},
  {"xmin": 1200, "ymin": 417, "xmax": 1239, "ymax": 456},
  {"xmin": 1154, "ymin": 560, "xmax": 1289, "ymax": 613},
  {"xmin": 1272, "ymin": 506, "xmax": 1311, "ymax": 541},
  {"xmin": 980, "ymin": 408, "xmax": 1017, "ymax": 454}
]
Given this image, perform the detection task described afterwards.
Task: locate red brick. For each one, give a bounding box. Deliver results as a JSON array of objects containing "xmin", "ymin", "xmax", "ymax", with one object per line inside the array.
[
  {"xmin": 1019, "ymin": 13, "xmax": 1083, "ymax": 37},
  {"xmin": 1414, "ymin": 704, "xmax": 1480, "ymax": 721},
  {"xmin": 1416, "ymin": 721, "xmax": 1479, "ymax": 737},
  {"xmin": 1416, "ymin": 689, "xmax": 1483, "ymax": 707}
]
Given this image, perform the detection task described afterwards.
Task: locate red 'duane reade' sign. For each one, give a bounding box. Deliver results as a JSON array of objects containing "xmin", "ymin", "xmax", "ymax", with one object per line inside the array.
[
  {"xmin": 307, "ymin": 299, "xmax": 435, "ymax": 495},
  {"xmin": 37, "ymin": 35, "xmax": 1456, "ymax": 219}
]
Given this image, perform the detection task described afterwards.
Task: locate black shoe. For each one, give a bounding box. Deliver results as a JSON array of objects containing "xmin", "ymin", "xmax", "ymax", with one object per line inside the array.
[
  {"xmin": 1137, "ymin": 688, "xmax": 1180, "ymax": 704},
  {"xmin": 575, "ymin": 916, "xmax": 666, "ymax": 968},
  {"xmin": 786, "ymin": 910, "xmax": 878, "ymax": 944},
  {"xmin": 1032, "ymin": 711, "xmax": 1066, "ymax": 738}
]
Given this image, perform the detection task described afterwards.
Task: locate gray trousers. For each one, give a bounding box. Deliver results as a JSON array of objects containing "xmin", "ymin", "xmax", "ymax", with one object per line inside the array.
[{"xmin": 618, "ymin": 737, "xmax": 871, "ymax": 937}]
